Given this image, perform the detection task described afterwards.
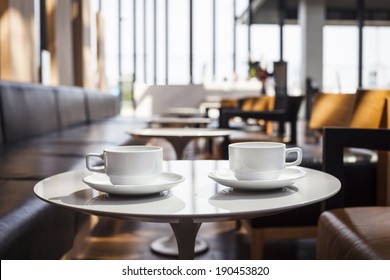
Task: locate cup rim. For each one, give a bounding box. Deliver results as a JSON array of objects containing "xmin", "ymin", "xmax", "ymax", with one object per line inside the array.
[
  {"xmin": 104, "ymin": 145, "xmax": 162, "ymax": 153},
  {"xmin": 229, "ymin": 142, "xmax": 285, "ymax": 149}
]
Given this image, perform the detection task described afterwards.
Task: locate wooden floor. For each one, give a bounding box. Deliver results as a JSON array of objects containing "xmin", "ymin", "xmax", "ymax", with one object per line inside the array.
[
  {"xmin": 68, "ymin": 136, "xmax": 316, "ymax": 260},
  {"xmin": 70, "ymin": 217, "xmax": 316, "ymax": 260}
]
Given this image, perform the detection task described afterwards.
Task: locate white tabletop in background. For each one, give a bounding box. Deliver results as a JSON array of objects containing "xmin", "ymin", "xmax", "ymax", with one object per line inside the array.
[
  {"xmin": 127, "ymin": 127, "xmax": 232, "ymax": 138},
  {"xmin": 148, "ymin": 117, "xmax": 211, "ymax": 125}
]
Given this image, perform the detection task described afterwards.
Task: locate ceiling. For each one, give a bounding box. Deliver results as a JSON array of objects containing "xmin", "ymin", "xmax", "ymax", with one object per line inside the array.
[{"xmin": 241, "ymin": 0, "xmax": 390, "ymax": 26}]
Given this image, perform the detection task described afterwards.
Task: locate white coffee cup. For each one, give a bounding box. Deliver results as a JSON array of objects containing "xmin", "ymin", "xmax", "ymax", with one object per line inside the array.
[
  {"xmin": 86, "ymin": 146, "xmax": 163, "ymax": 185},
  {"xmin": 229, "ymin": 142, "xmax": 302, "ymax": 180}
]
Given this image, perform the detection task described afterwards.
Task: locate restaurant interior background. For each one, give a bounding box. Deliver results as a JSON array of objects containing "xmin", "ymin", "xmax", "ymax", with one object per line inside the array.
[
  {"xmin": 2, "ymin": 0, "xmax": 390, "ymax": 112},
  {"xmin": 1, "ymin": 0, "xmax": 390, "ymax": 261}
]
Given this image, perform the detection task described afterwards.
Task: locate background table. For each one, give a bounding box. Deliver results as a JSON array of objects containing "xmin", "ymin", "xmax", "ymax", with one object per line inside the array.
[
  {"xmin": 148, "ymin": 117, "xmax": 212, "ymax": 128},
  {"xmin": 34, "ymin": 160, "xmax": 340, "ymax": 259},
  {"xmin": 128, "ymin": 128, "xmax": 232, "ymax": 159}
]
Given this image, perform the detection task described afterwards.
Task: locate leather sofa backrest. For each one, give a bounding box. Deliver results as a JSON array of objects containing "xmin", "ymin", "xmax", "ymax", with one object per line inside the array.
[
  {"xmin": 85, "ymin": 90, "xmax": 120, "ymax": 121},
  {"xmin": 54, "ymin": 86, "xmax": 87, "ymax": 129},
  {"xmin": 0, "ymin": 81, "xmax": 59, "ymax": 143}
]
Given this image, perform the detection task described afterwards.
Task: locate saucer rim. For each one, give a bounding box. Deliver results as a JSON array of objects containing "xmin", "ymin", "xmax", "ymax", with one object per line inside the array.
[
  {"xmin": 82, "ymin": 172, "xmax": 184, "ymax": 195},
  {"xmin": 208, "ymin": 167, "xmax": 306, "ymax": 190}
]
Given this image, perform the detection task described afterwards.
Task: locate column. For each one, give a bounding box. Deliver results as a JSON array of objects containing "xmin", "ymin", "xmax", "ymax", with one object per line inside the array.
[
  {"xmin": 72, "ymin": 0, "xmax": 93, "ymax": 88},
  {"xmin": 299, "ymin": 0, "xmax": 325, "ymax": 94}
]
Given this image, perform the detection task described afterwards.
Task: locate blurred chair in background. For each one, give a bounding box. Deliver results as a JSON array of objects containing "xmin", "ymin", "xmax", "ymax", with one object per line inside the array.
[{"xmin": 217, "ymin": 95, "xmax": 303, "ymax": 159}]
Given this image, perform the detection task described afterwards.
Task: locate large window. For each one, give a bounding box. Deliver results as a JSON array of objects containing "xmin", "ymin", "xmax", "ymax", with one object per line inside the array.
[
  {"xmin": 97, "ymin": 1, "xmax": 390, "ymax": 98},
  {"xmin": 323, "ymin": 25, "xmax": 390, "ymax": 92},
  {"xmin": 120, "ymin": 0, "xmax": 246, "ymax": 85}
]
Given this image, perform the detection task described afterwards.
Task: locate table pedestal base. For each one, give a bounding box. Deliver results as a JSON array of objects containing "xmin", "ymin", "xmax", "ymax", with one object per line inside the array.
[
  {"xmin": 151, "ymin": 221, "xmax": 208, "ymax": 259},
  {"xmin": 150, "ymin": 235, "xmax": 208, "ymax": 257}
]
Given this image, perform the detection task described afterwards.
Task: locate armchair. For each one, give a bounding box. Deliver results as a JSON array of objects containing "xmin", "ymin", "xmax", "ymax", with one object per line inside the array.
[{"xmin": 317, "ymin": 127, "xmax": 390, "ymax": 259}]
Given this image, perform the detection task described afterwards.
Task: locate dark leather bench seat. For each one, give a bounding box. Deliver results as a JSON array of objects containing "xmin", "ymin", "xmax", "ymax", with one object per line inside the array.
[
  {"xmin": 0, "ymin": 81, "xmax": 147, "ymax": 259},
  {"xmin": 10, "ymin": 120, "xmax": 144, "ymax": 154},
  {"xmin": 0, "ymin": 179, "xmax": 77, "ymax": 259},
  {"xmin": 0, "ymin": 151, "xmax": 85, "ymax": 180}
]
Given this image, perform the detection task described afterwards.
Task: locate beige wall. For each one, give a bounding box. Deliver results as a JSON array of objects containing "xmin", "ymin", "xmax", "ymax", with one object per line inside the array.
[{"xmin": 0, "ymin": 0, "xmax": 38, "ymax": 82}]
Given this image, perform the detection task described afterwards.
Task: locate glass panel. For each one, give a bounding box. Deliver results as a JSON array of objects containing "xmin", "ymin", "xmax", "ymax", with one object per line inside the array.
[
  {"xmin": 193, "ymin": 0, "xmax": 212, "ymax": 84},
  {"xmin": 250, "ymin": 24, "xmax": 279, "ymax": 72},
  {"xmin": 284, "ymin": 25, "xmax": 302, "ymax": 95},
  {"xmin": 235, "ymin": 0, "xmax": 250, "ymax": 81},
  {"xmin": 155, "ymin": 0, "xmax": 167, "ymax": 85},
  {"xmin": 120, "ymin": 0, "xmax": 133, "ymax": 82},
  {"xmin": 323, "ymin": 26, "xmax": 358, "ymax": 93},
  {"xmin": 135, "ymin": 0, "xmax": 145, "ymax": 84},
  {"xmin": 101, "ymin": 0, "xmax": 119, "ymax": 91},
  {"xmin": 363, "ymin": 26, "xmax": 390, "ymax": 88},
  {"xmin": 215, "ymin": 0, "xmax": 234, "ymax": 82},
  {"xmin": 168, "ymin": 0, "xmax": 190, "ymax": 84},
  {"xmin": 145, "ymin": 0, "xmax": 155, "ymax": 84}
]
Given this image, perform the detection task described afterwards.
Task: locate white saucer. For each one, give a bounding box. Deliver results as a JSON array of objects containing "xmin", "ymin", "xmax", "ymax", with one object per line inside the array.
[
  {"xmin": 208, "ymin": 167, "xmax": 306, "ymax": 191},
  {"xmin": 82, "ymin": 172, "xmax": 184, "ymax": 196}
]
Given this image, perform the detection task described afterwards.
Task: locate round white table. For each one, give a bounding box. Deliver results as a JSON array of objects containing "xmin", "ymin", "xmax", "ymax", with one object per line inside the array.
[
  {"xmin": 148, "ymin": 117, "xmax": 211, "ymax": 128},
  {"xmin": 128, "ymin": 128, "xmax": 232, "ymax": 159},
  {"xmin": 33, "ymin": 160, "xmax": 340, "ymax": 260}
]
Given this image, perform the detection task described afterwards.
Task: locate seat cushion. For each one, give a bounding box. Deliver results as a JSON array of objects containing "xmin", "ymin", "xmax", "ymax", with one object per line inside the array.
[
  {"xmin": 309, "ymin": 93, "xmax": 356, "ymax": 130},
  {"xmin": 241, "ymin": 96, "xmax": 274, "ymax": 111},
  {"xmin": 0, "ymin": 151, "xmax": 85, "ymax": 180},
  {"xmin": 317, "ymin": 207, "xmax": 390, "ymax": 259},
  {"xmin": 349, "ymin": 89, "xmax": 390, "ymax": 128}
]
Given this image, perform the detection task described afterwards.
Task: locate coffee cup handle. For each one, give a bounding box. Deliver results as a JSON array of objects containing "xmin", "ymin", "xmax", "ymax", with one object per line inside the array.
[
  {"xmin": 285, "ymin": 147, "xmax": 302, "ymax": 167},
  {"xmin": 86, "ymin": 153, "xmax": 105, "ymax": 173}
]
